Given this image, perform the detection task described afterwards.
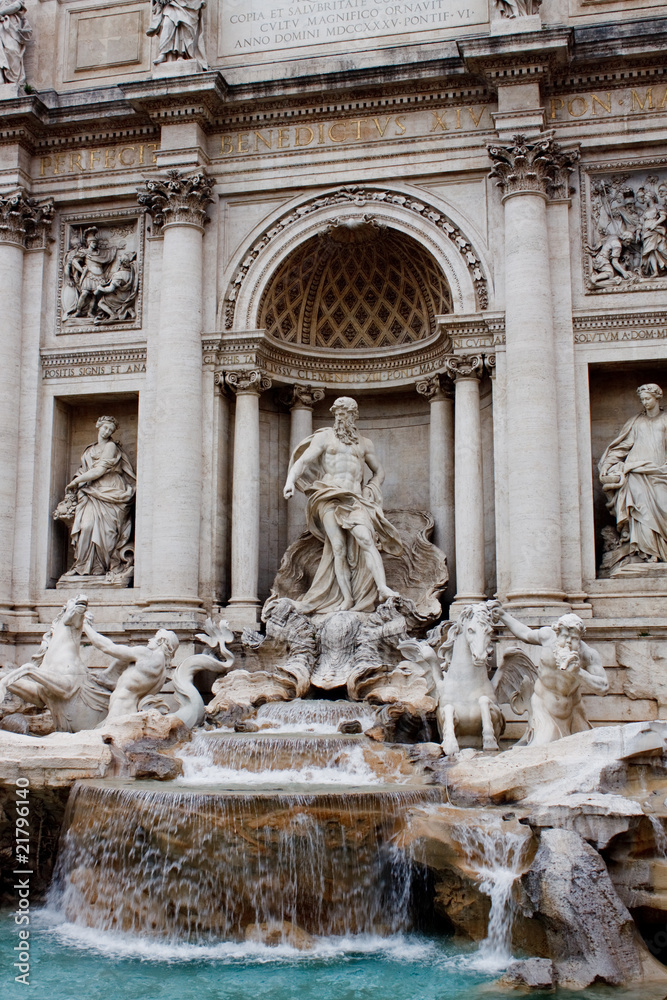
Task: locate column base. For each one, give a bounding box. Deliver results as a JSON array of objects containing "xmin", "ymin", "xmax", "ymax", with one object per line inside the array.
[
  {"xmin": 223, "ymin": 601, "xmax": 262, "ymax": 629},
  {"xmin": 124, "ymin": 597, "xmax": 206, "ymax": 631},
  {"xmin": 503, "ymin": 591, "xmax": 571, "ymax": 621},
  {"xmin": 449, "ymin": 593, "xmax": 488, "ymax": 616}
]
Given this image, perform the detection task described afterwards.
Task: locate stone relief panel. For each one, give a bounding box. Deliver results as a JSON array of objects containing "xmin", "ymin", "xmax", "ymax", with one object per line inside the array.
[
  {"xmin": 583, "ymin": 167, "xmax": 667, "ymax": 292},
  {"xmin": 58, "ymin": 209, "xmax": 144, "ymax": 334}
]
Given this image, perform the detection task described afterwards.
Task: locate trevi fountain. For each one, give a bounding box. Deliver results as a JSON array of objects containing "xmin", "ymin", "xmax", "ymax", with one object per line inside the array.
[{"xmin": 3, "ymin": 0, "xmax": 667, "ymax": 998}]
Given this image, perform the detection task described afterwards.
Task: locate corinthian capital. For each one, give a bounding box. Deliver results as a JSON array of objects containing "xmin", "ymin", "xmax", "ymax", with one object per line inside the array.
[
  {"xmin": 0, "ymin": 190, "xmax": 54, "ymax": 249},
  {"xmin": 224, "ymin": 369, "xmax": 272, "ymax": 395},
  {"xmin": 444, "ymin": 355, "xmax": 483, "ymax": 381},
  {"xmin": 488, "ymin": 133, "xmax": 579, "ymax": 200},
  {"xmin": 138, "ymin": 169, "xmax": 214, "ymax": 233}
]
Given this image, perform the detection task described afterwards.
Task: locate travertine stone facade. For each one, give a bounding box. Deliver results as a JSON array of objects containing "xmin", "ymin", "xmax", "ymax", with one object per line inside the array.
[{"xmin": 2, "ymin": 0, "xmax": 667, "ymax": 728}]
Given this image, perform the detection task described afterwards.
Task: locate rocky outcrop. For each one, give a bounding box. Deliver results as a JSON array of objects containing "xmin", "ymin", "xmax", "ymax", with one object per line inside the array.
[{"xmin": 520, "ymin": 828, "xmax": 658, "ymax": 988}]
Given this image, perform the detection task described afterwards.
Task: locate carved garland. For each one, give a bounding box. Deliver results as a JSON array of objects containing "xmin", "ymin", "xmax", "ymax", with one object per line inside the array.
[{"xmin": 223, "ymin": 186, "xmax": 488, "ymax": 330}]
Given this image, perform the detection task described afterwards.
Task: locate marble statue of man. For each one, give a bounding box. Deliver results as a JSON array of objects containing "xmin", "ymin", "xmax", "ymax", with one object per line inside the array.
[
  {"xmin": 599, "ymin": 383, "xmax": 667, "ymax": 563},
  {"xmin": 494, "ymin": 607, "xmax": 609, "ymax": 746},
  {"xmin": 147, "ymin": 0, "xmax": 208, "ymax": 69},
  {"xmin": 0, "ymin": 0, "xmax": 31, "ymax": 86},
  {"xmin": 283, "ymin": 396, "xmax": 402, "ymax": 614},
  {"xmin": 82, "ymin": 619, "xmax": 179, "ymax": 721}
]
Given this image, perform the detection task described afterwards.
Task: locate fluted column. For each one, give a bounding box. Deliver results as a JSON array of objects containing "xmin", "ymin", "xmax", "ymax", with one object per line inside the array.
[
  {"xmin": 416, "ymin": 374, "xmax": 455, "ymax": 593},
  {"xmin": 0, "ymin": 192, "xmax": 53, "ymax": 616},
  {"xmin": 283, "ymin": 385, "xmax": 325, "ymax": 544},
  {"xmin": 488, "ymin": 133, "xmax": 578, "ymax": 609},
  {"xmin": 138, "ymin": 170, "xmax": 214, "ymax": 608},
  {"xmin": 226, "ymin": 370, "xmax": 272, "ymax": 619},
  {"xmin": 445, "ymin": 355, "xmax": 486, "ymax": 606}
]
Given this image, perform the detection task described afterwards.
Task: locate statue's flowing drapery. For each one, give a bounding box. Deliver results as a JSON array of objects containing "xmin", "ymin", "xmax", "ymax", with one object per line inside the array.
[
  {"xmin": 69, "ymin": 442, "xmax": 136, "ymax": 575},
  {"xmin": 600, "ymin": 410, "xmax": 667, "ymax": 561}
]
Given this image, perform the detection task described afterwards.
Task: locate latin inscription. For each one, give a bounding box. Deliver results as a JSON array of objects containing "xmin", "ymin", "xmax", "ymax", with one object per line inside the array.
[
  {"xmin": 216, "ymin": 106, "xmax": 491, "ymax": 157},
  {"xmin": 549, "ymin": 86, "xmax": 667, "ymax": 122},
  {"xmin": 39, "ymin": 143, "xmax": 159, "ymax": 178},
  {"xmin": 42, "ymin": 363, "xmax": 146, "ymax": 379},
  {"xmin": 222, "ymin": 0, "xmax": 487, "ymax": 56}
]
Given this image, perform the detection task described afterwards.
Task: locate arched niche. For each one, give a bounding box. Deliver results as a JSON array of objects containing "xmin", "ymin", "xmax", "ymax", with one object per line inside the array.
[{"xmin": 219, "ymin": 185, "xmax": 492, "ymax": 334}]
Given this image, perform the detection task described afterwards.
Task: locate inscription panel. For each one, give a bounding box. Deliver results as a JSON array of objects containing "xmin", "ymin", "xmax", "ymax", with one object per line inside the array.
[
  {"xmin": 64, "ymin": 0, "xmax": 150, "ymax": 82},
  {"xmin": 219, "ymin": 0, "xmax": 488, "ymax": 59}
]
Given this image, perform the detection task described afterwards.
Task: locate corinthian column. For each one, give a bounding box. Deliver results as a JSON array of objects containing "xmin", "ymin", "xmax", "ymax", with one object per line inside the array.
[
  {"xmin": 416, "ymin": 374, "xmax": 455, "ymax": 592},
  {"xmin": 226, "ymin": 369, "xmax": 272, "ymax": 622},
  {"xmin": 488, "ymin": 133, "xmax": 578, "ymax": 610},
  {"xmin": 283, "ymin": 385, "xmax": 325, "ymax": 543},
  {"xmin": 138, "ymin": 170, "xmax": 214, "ymax": 609},
  {"xmin": 445, "ymin": 355, "xmax": 486, "ymax": 607},
  {"xmin": 0, "ymin": 192, "xmax": 53, "ymax": 616}
]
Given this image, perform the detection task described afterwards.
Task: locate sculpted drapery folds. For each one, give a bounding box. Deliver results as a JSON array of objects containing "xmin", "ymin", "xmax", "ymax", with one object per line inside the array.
[
  {"xmin": 147, "ymin": 0, "xmax": 208, "ymax": 69},
  {"xmin": 283, "ymin": 397, "xmax": 402, "ymax": 614},
  {"xmin": 599, "ymin": 383, "xmax": 667, "ymax": 565},
  {"xmin": 55, "ymin": 417, "xmax": 136, "ymax": 580},
  {"xmin": 0, "ymin": 0, "xmax": 31, "ymax": 85}
]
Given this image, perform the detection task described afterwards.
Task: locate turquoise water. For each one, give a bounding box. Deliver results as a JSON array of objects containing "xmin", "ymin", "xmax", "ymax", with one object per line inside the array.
[{"xmin": 1, "ymin": 909, "xmax": 665, "ymax": 1000}]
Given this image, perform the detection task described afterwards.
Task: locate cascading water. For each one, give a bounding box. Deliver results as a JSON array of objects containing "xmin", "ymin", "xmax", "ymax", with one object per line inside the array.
[
  {"xmin": 255, "ymin": 699, "xmax": 379, "ymax": 733},
  {"xmin": 177, "ymin": 731, "xmax": 411, "ymax": 785},
  {"xmin": 452, "ymin": 820, "xmax": 530, "ymax": 969},
  {"xmin": 48, "ymin": 781, "xmax": 443, "ymax": 944}
]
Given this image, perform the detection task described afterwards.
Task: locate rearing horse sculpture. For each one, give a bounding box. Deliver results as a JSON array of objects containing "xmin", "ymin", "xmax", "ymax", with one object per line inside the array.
[
  {"xmin": 398, "ymin": 602, "xmax": 505, "ymax": 756},
  {"xmin": 0, "ymin": 594, "xmax": 112, "ymax": 732}
]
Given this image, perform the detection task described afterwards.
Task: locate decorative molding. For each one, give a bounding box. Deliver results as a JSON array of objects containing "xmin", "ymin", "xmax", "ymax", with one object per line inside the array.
[
  {"xmin": 221, "ymin": 368, "xmax": 272, "ymax": 395},
  {"xmin": 57, "ymin": 208, "xmax": 144, "ymax": 335},
  {"xmin": 437, "ymin": 311, "xmax": 506, "ymax": 352},
  {"xmin": 207, "ymin": 326, "xmax": 454, "ymax": 390},
  {"xmin": 488, "ymin": 131, "xmax": 579, "ymax": 199},
  {"xmin": 137, "ymin": 169, "xmax": 214, "ymax": 233},
  {"xmin": 444, "ymin": 354, "xmax": 484, "ymax": 381},
  {"xmin": 223, "ymin": 185, "xmax": 488, "ymax": 330},
  {"xmin": 40, "ymin": 345, "xmax": 147, "ymax": 379},
  {"xmin": 573, "ymin": 310, "xmax": 667, "ymax": 345},
  {"xmin": 0, "ymin": 190, "xmax": 54, "ymax": 249}
]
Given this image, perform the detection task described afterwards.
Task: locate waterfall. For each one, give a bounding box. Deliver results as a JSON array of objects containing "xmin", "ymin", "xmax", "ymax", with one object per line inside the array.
[
  {"xmin": 177, "ymin": 732, "xmax": 416, "ymax": 785},
  {"xmin": 649, "ymin": 815, "xmax": 667, "ymax": 858},
  {"xmin": 255, "ymin": 699, "xmax": 378, "ymax": 732},
  {"xmin": 453, "ymin": 820, "xmax": 529, "ymax": 968},
  {"xmin": 49, "ymin": 781, "xmax": 442, "ymax": 944}
]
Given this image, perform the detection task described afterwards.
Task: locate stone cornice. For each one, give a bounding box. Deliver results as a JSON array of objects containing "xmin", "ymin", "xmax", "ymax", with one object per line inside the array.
[
  {"xmin": 206, "ymin": 326, "xmax": 455, "ymax": 390},
  {"xmin": 437, "ymin": 312, "xmax": 506, "ymax": 353},
  {"xmin": 40, "ymin": 346, "xmax": 147, "ymax": 379},
  {"xmin": 572, "ymin": 310, "xmax": 667, "ymax": 345}
]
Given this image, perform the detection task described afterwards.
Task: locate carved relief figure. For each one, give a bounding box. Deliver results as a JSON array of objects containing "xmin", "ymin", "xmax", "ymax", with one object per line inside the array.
[
  {"xmin": 0, "ymin": 0, "xmax": 31, "ymax": 86},
  {"xmin": 55, "ymin": 417, "xmax": 136, "ymax": 583},
  {"xmin": 147, "ymin": 0, "xmax": 208, "ymax": 69},
  {"xmin": 493, "ymin": 608, "xmax": 609, "ymax": 746},
  {"xmin": 587, "ymin": 173, "xmax": 667, "ymax": 287},
  {"xmin": 599, "ymin": 384, "xmax": 667, "ymax": 569},
  {"xmin": 283, "ymin": 396, "xmax": 402, "ymax": 614},
  {"xmin": 81, "ymin": 619, "xmax": 179, "ymax": 721},
  {"xmin": 61, "ymin": 222, "xmax": 140, "ymax": 327}
]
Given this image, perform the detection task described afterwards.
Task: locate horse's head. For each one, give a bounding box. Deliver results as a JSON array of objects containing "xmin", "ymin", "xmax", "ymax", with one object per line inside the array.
[
  {"xmin": 459, "ymin": 603, "xmax": 495, "ymax": 667},
  {"xmin": 61, "ymin": 593, "xmax": 89, "ymax": 629}
]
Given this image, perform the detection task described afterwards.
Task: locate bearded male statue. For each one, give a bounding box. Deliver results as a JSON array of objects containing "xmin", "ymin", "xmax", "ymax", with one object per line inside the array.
[{"xmin": 283, "ymin": 397, "xmax": 403, "ymax": 614}]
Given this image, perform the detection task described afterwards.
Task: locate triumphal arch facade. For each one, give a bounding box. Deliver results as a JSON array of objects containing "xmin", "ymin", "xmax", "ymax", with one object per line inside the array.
[{"xmin": 1, "ymin": 0, "xmax": 667, "ymax": 730}]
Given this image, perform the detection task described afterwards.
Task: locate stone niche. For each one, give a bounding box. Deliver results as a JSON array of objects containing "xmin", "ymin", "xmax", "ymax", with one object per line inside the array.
[
  {"xmin": 589, "ymin": 361, "xmax": 667, "ymax": 576},
  {"xmin": 251, "ymin": 388, "xmax": 431, "ymax": 604},
  {"xmin": 47, "ymin": 395, "xmax": 139, "ymax": 589}
]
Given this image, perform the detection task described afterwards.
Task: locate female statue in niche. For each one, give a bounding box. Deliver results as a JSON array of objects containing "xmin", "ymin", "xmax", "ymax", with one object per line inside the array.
[
  {"xmin": 56, "ymin": 416, "xmax": 136, "ymax": 583},
  {"xmin": 599, "ymin": 383, "xmax": 667, "ymax": 569}
]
